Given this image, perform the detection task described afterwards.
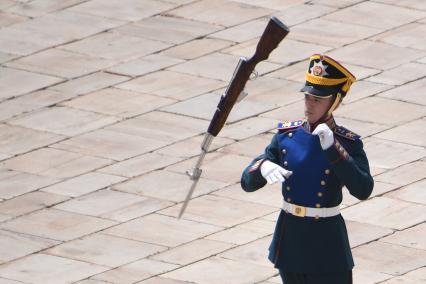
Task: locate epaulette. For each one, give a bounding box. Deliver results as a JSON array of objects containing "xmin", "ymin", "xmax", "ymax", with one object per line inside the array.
[
  {"xmin": 334, "ymin": 126, "xmax": 361, "ymax": 141},
  {"xmin": 277, "ymin": 119, "xmax": 305, "ymax": 132}
]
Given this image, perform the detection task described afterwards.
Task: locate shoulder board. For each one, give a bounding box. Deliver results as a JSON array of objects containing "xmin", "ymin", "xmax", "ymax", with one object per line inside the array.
[
  {"xmin": 277, "ymin": 119, "xmax": 305, "ymax": 132},
  {"xmin": 334, "ymin": 126, "xmax": 361, "ymax": 141}
]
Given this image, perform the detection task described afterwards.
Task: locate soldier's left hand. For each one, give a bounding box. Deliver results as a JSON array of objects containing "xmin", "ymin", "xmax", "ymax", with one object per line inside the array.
[{"xmin": 313, "ymin": 123, "xmax": 334, "ymax": 150}]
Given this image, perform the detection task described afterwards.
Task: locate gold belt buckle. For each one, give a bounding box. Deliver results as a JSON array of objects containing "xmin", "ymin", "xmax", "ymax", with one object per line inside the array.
[{"xmin": 293, "ymin": 205, "xmax": 306, "ymax": 217}]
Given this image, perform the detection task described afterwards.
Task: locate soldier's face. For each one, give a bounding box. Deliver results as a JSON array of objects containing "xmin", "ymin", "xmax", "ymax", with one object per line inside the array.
[{"xmin": 304, "ymin": 94, "xmax": 333, "ymax": 123}]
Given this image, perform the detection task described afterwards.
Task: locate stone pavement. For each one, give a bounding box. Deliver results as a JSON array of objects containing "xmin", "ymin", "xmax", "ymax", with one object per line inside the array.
[{"xmin": 0, "ymin": 0, "xmax": 425, "ymax": 283}]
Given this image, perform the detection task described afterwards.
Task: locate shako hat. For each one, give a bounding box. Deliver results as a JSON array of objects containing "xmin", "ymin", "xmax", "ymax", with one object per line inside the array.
[{"xmin": 301, "ymin": 54, "xmax": 356, "ymax": 98}]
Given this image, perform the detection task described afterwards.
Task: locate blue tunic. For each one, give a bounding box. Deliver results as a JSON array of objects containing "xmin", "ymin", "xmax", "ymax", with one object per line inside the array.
[{"xmin": 241, "ymin": 119, "xmax": 374, "ymax": 273}]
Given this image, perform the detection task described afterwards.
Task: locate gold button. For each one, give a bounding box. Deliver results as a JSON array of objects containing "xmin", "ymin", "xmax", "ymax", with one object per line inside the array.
[
  {"xmin": 315, "ymin": 216, "xmax": 320, "ymax": 220},
  {"xmin": 286, "ymin": 186, "xmax": 291, "ymax": 191},
  {"xmin": 282, "ymin": 149, "xmax": 287, "ymax": 154},
  {"xmin": 283, "ymin": 161, "xmax": 288, "ymax": 167},
  {"xmin": 325, "ymin": 169, "xmax": 330, "ymax": 175},
  {"xmin": 288, "ymin": 133, "xmax": 293, "ymax": 138},
  {"xmin": 315, "ymin": 203, "xmax": 321, "ymax": 208},
  {"xmin": 317, "ymin": 192, "xmax": 323, "ymax": 197},
  {"xmin": 321, "ymin": 180, "xmax": 326, "ymax": 186},
  {"xmin": 287, "ymin": 197, "xmax": 292, "ymax": 202}
]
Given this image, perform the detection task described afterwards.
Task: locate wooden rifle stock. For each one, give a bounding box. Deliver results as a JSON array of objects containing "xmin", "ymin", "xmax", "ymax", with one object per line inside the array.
[
  {"xmin": 207, "ymin": 16, "xmax": 290, "ymax": 137},
  {"xmin": 178, "ymin": 17, "xmax": 289, "ymax": 218}
]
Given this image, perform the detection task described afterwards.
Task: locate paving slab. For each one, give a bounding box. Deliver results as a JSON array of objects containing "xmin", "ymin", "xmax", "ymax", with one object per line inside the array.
[
  {"xmin": 155, "ymin": 134, "xmax": 235, "ymax": 159},
  {"xmin": 159, "ymin": 194, "xmax": 277, "ymax": 227},
  {"xmin": 113, "ymin": 170, "xmax": 228, "ymax": 203},
  {"xmin": 117, "ymin": 70, "xmax": 225, "ymax": 101},
  {"xmin": 0, "ymin": 209, "xmax": 116, "ymax": 242},
  {"xmin": 242, "ymin": 77, "xmax": 302, "ymax": 107},
  {"xmin": 231, "ymin": 0, "xmax": 304, "ymax": 10},
  {"xmin": 366, "ymin": 62, "xmax": 426, "ymax": 86},
  {"xmin": 324, "ymin": 1, "xmax": 426, "ymax": 29},
  {"xmin": 345, "ymin": 220, "xmax": 394, "ymax": 248},
  {"xmin": 98, "ymin": 152, "xmax": 184, "ymax": 178},
  {"xmin": 352, "ymin": 241, "xmax": 426, "ymax": 275},
  {"xmin": 161, "ymin": 92, "xmax": 276, "ymax": 124},
  {"xmin": 328, "ymin": 40, "xmax": 425, "ymax": 70},
  {"xmin": 46, "ymin": 233, "xmax": 166, "ymax": 267},
  {"xmin": 116, "ymin": 15, "xmax": 223, "ymax": 45},
  {"xmin": 375, "ymin": 160, "xmax": 426, "ymax": 186},
  {"xmin": 362, "ymin": 137, "xmax": 425, "ymax": 169},
  {"xmin": 10, "ymin": 10, "xmax": 125, "ymax": 44},
  {"xmin": 336, "ymin": 97, "xmax": 426, "ymax": 126},
  {"xmin": 163, "ymin": 38, "xmax": 234, "ymax": 60},
  {"xmin": 103, "ymin": 213, "xmax": 222, "ymax": 247},
  {"xmin": 167, "ymin": 0, "xmax": 274, "ymax": 27},
  {"xmin": 0, "ymin": 124, "xmax": 64, "ymax": 156},
  {"xmin": 0, "ymin": 90, "xmax": 76, "ymax": 122},
  {"xmin": 330, "ymin": 117, "xmax": 390, "ymax": 138},
  {"xmin": 224, "ymin": 38, "xmax": 332, "ymax": 66},
  {"xmin": 9, "ymin": 106, "xmax": 119, "ymax": 136},
  {"xmin": 274, "ymin": 3, "xmax": 336, "ymax": 26},
  {"xmin": 373, "ymin": 0, "xmax": 426, "ymax": 10},
  {"xmin": 166, "ymin": 152, "xmax": 253, "ymax": 184},
  {"xmin": 169, "ymin": 52, "xmax": 281, "ymax": 81},
  {"xmin": 51, "ymin": 129, "xmax": 168, "ymax": 161},
  {"xmin": 5, "ymin": 49, "xmax": 117, "ymax": 79},
  {"xmin": 91, "ymin": 258, "xmax": 179, "ymax": 284},
  {"xmin": 375, "ymin": 118, "xmax": 426, "ymax": 147},
  {"xmin": 288, "ymin": 18, "xmax": 381, "ymax": 48},
  {"xmin": 378, "ymin": 77, "xmax": 426, "ymax": 105},
  {"xmin": 69, "ymin": 0, "xmax": 175, "ymax": 21},
  {"xmin": 139, "ymin": 277, "xmax": 196, "ymax": 284},
  {"xmin": 0, "ymin": 67, "xmax": 63, "ymax": 102},
  {"xmin": 59, "ymin": 32, "xmax": 171, "ymax": 61},
  {"xmin": 385, "ymin": 178, "xmax": 426, "ymax": 205},
  {"xmin": 212, "ymin": 182, "xmax": 282, "ymax": 208},
  {"xmin": 5, "ymin": 0, "xmax": 87, "ymax": 17},
  {"xmin": 50, "ymin": 72, "xmax": 129, "ymax": 97},
  {"xmin": 106, "ymin": 53, "xmax": 185, "ymax": 77},
  {"xmin": 219, "ymin": 236, "xmax": 273, "ymax": 267},
  {"xmin": 205, "ymin": 221, "xmax": 273, "ymax": 245},
  {"xmin": 340, "ymin": 80, "xmax": 392, "ymax": 104},
  {"xmin": 352, "ymin": 268, "xmax": 393, "ymax": 284},
  {"xmin": 162, "ymin": 256, "xmax": 276, "ymax": 284},
  {"xmin": 342, "ymin": 196, "xmax": 426, "ymax": 230},
  {"xmin": 0, "ymin": 27, "xmax": 65, "ymax": 56},
  {"xmin": 381, "ymin": 222, "xmax": 426, "ymax": 250},
  {"xmin": 210, "ymin": 17, "xmax": 275, "ymax": 43},
  {"xmin": 218, "ymin": 133, "xmax": 273, "ymax": 157},
  {"xmin": 54, "ymin": 189, "xmax": 150, "ymax": 221},
  {"xmin": 0, "ymin": 11, "xmax": 26, "ymax": 27},
  {"xmin": 0, "ymin": 191, "xmax": 68, "ymax": 218},
  {"xmin": 0, "ymin": 230, "xmax": 59, "ymax": 264},
  {"xmin": 63, "ymin": 88, "xmax": 175, "ymax": 118},
  {"xmin": 2, "ymin": 147, "xmax": 112, "ymax": 179},
  {"xmin": 0, "ymin": 172, "xmax": 59, "ymax": 200},
  {"xmin": 260, "ymin": 100, "xmax": 306, "ymax": 121},
  {"xmin": 151, "ymin": 239, "xmax": 234, "ymax": 265},
  {"xmin": 41, "ymin": 172, "xmax": 126, "ymax": 197},
  {"xmin": 372, "ymin": 22, "xmax": 426, "ymax": 51},
  {"xmin": 0, "ymin": 254, "xmax": 109, "ymax": 284},
  {"xmin": 0, "ymin": 52, "xmax": 19, "ymax": 65}
]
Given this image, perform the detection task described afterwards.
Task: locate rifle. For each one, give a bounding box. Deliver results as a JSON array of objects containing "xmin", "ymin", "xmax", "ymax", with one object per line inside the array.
[{"xmin": 178, "ymin": 16, "xmax": 290, "ymax": 218}]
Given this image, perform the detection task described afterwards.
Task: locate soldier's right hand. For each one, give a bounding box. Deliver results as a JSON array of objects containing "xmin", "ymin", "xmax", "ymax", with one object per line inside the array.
[{"xmin": 260, "ymin": 160, "xmax": 293, "ymax": 184}]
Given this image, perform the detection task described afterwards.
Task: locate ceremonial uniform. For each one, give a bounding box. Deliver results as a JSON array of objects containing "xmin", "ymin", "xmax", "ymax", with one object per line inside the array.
[{"xmin": 241, "ymin": 55, "xmax": 374, "ymax": 284}]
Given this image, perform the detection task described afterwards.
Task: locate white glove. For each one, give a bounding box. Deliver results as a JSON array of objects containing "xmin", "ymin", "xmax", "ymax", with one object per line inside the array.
[
  {"xmin": 312, "ymin": 123, "xmax": 334, "ymax": 150},
  {"xmin": 260, "ymin": 160, "xmax": 293, "ymax": 185}
]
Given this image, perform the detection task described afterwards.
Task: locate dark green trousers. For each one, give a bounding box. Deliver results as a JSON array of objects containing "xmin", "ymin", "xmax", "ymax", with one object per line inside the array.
[{"xmin": 279, "ymin": 270, "xmax": 352, "ymax": 284}]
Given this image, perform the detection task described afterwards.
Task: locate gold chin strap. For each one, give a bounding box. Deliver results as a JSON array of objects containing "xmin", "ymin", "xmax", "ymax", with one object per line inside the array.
[{"xmin": 327, "ymin": 93, "xmax": 342, "ymax": 117}]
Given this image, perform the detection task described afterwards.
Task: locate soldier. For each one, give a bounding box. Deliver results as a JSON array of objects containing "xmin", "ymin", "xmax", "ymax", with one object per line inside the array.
[{"xmin": 241, "ymin": 54, "xmax": 374, "ymax": 284}]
